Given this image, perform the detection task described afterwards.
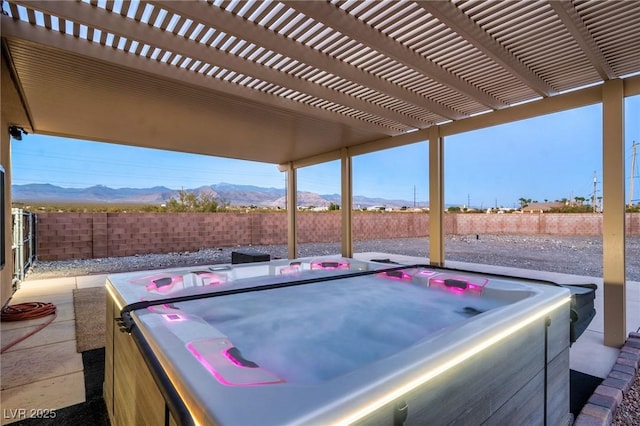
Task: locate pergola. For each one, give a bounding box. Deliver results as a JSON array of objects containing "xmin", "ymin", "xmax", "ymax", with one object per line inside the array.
[{"xmin": 1, "ymin": 0, "xmax": 639, "ymax": 346}]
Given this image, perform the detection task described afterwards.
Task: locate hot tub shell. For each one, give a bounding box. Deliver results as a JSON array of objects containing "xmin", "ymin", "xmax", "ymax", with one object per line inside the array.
[{"xmin": 104, "ymin": 257, "xmax": 572, "ymax": 426}]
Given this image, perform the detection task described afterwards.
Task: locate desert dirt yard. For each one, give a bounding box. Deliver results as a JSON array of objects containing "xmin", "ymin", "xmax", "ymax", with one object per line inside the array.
[{"xmin": 24, "ymin": 234, "xmax": 640, "ymax": 282}]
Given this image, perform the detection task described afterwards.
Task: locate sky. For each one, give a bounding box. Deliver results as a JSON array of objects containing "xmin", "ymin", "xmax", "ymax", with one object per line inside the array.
[{"xmin": 10, "ymin": 95, "xmax": 640, "ymax": 208}]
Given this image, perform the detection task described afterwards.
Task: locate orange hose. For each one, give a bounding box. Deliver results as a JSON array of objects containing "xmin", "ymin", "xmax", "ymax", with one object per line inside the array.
[
  {"xmin": 0, "ymin": 302, "xmax": 57, "ymax": 353},
  {"xmin": 1, "ymin": 302, "xmax": 57, "ymax": 321}
]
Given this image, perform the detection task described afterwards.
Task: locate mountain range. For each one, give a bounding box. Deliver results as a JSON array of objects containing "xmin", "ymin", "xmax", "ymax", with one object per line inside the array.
[{"xmin": 11, "ymin": 183, "xmax": 416, "ymax": 209}]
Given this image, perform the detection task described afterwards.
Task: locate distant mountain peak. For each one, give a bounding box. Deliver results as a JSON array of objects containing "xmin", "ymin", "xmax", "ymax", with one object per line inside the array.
[{"xmin": 12, "ymin": 183, "xmax": 415, "ymax": 208}]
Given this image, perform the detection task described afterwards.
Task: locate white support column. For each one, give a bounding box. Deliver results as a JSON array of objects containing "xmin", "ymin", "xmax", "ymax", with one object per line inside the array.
[
  {"xmin": 602, "ymin": 79, "xmax": 626, "ymax": 347},
  {"xmin": 341, "ymin": 148, "xmax": 353, "ymax": 258},
  {"xmin": 286, "ymin": 164, "xmax": 298, "ymax": 260},
  {"xmin": 429, "ymin": 126, "xmax": 445, "ymax": 266}
]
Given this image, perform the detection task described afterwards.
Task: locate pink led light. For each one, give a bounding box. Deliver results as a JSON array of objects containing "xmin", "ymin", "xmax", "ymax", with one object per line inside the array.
[
  {"xmin": 163, "ymin": 313, "xmax": 186, "ymax": 322},
  {"xmin": 187, "ymin": 343, "xmax": 239, "ymax": 387},
  {"xmin": 146, "ymin": 276, "xmax": 179, "ymax": 293},
  {"xmin": 223, "ymin": 349, "xmax": 244, "ymax": 367},
  {"xmin": 187, "ymin": 341, "xmax": 285, "ymax": 387},
  {"xmin": 428, "ymin": 274, "xmax": 488, "ymax": 295},
  {"xmin": 145, "ymin": 272, "xmax": 227, "ymax": 294},
  {"xmin": 378, "ymin": 270, "xmax": 413, "ymax": 280},
  {"xmin": 310, "ymin": 259, "xmax": 350, "ymax": 270}
]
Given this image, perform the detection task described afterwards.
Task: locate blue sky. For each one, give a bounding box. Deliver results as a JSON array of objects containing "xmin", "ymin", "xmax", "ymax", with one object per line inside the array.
[{"xmin": 10, "ymin": 95, "xmax": 639, "ymax": 208}]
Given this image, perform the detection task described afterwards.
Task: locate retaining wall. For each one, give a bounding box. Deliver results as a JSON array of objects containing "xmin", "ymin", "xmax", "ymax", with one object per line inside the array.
[{"xmin": 35, "ymin": 212, "xmax": 640, "ymax": 261}]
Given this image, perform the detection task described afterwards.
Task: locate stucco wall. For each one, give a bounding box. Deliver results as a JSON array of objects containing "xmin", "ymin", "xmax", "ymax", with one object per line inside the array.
[
  {"xmin": 2, "ymin": 49, "xmax": 32, "ymax": 305},
  {"xmin": 1, "ymin": 118, "xmax": 12, "ymax": 304},
  {"xmin": 35, "ymin": 211, "xmax": 640, "ymax": 261}
]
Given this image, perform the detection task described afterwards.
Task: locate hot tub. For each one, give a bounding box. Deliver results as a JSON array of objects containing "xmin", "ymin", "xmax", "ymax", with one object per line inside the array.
[{"xmin": 104, "ymin": 257, "xmax": 572, "ymax": 426}]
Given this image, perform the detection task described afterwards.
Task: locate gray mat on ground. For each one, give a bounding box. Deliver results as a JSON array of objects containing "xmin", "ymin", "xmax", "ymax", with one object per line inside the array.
[{"xmin": 72, "ymin": 287, "xmax": 106, "ymax": 353}]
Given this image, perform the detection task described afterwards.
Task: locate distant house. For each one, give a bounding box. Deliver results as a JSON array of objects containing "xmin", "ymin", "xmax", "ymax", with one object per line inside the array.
[
  {"xmin": 522, "ymin": 202, "xmax": 565, "ymax": 213},
  {"xmin": 486, "ymin": 207, "xmax": 518, "ymax": 214}
]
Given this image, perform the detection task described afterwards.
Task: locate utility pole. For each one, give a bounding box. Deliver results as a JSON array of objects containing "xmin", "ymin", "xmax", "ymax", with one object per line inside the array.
[
  {"xmin": 592, "ymin": 171, "xmax": 598, "ymax": 213},
  {"xmin": 413, "ymin": 185, "xmax": 416, "ymax": 208},
  {"xmin": 630, "ymin": 141, "xmax": 637, "ymax": 208}
]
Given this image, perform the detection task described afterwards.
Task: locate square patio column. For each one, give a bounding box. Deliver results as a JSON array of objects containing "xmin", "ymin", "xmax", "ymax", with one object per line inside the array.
[
  {"xmin": 341, "ymin": 148, "xmax": 353, "ymax": 258},
  {"xmin": 429, "ymin": 126, "xmax": 445, "ymax": 266},
  {"xmin": 602, "ymin": 79, "xmax": 626, "ymax": 347},
  {"xmin": 286, "ymin": 164, "xmax": 298, "ymax": 259}
]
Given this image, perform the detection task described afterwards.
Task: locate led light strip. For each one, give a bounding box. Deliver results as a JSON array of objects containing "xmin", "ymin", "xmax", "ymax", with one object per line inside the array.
[
  {"xmin": 333, "ymin": 296, "xmax": 572, "ymax": 426},
  {"xmin": 156, "ymin": 347, "xmax": 207, "ymax": 426}
]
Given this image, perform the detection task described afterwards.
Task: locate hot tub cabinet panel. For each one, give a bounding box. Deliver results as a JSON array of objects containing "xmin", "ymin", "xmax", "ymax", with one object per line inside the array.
[
  {"xmin": 113, "ymin": 315, "xmax": 165, "ymax": 426},
  {"xmin": 104, "ymin": 257, "xmax": 572, "ymax": 426},
  {"xmin": 106, "ymin": 289, "xmax": 182, "ymax": 426},
  {"xmin": 106, "ymin": 292, "xmax": 165, "ymax": 426},
  {"xmin": 354, "ymin": 308, "xmax": 570, "ymax": 426},
  {"xmin": 104, "ymin": 289, "xmax": 114, "ymax": 418}
]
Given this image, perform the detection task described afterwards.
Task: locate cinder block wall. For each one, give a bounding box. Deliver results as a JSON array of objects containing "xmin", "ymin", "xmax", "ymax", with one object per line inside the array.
[
  {"xmin": 353, "ymin": 212, "xmax": 429, "ymax": 239},
  {"xmin": 452, "ymin": 213, "xmax": 603, "ymax": 235},
  {"xmin": 36, "ymin": 212, "xmax": 291, "ymax": 260},
  {"xmin": 35, "ymin": 212, "xmax": 638, "ymax": 261},
  {"xmin": 104, "ymin": 212, "xmax": 289, "ymax": 257},
  {"xmin": 297, "ymin": 212, "xmax": 341, "ymax": 243},
  {"xmin": 36, "ymin": 213, "xmax": 95, "ymax": 260}
]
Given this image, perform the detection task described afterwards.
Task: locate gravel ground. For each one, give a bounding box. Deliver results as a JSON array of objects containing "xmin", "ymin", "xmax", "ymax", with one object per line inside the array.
[
  {"xmin": 613, "ymin": 371, "xmax": 640, "ymax": 425},
  {"xmin": 24, "ymin": 234, "xmax": 640, "ymax": 281},
  {"xmin": 21, "ymin": 234, "xmax": 640, "ymax": 425}
]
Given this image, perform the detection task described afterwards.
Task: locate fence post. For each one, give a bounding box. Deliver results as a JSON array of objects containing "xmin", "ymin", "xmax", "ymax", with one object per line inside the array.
[
  {"xmin": 11, "ymin": 209, "xmax": 37, "ymax": 285},
  {"xmin": 24, "ymin": 211, "xmax": 35, "ymax": 271},
  {"xmin": 12, "ymin": 208, "xmax": 24, "ymax": 283}
]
